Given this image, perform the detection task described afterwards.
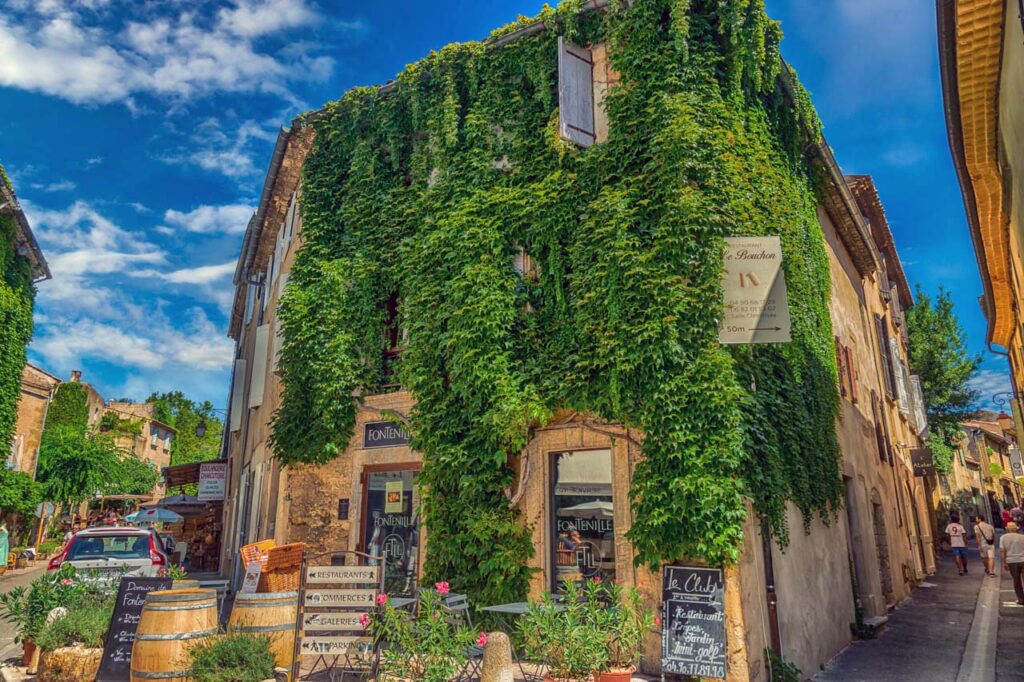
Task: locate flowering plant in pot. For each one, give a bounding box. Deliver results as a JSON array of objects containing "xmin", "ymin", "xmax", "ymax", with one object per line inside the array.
[
  {"xmin": 519, "ymin": 580, "xmax": 609, "ymax": 682},
  {"xmin": 590, "ymin": 579, "xmax": 656, "ymax": 682},
  {"xmin": 366, "ymin": 581, "xmax": 485, "ymax": 682}
]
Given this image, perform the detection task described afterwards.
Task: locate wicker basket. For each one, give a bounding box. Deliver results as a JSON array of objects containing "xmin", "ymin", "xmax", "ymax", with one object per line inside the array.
[
  {"xmin": 257, "ymin": 543, "xmax": 305, "ymax": 593},
  {"xmin": 240, "ymin": 539, "xmax": 276, "ymax": 569}
]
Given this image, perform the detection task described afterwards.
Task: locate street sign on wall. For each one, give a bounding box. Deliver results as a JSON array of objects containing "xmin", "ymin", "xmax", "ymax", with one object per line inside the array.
[
  {"xmin": 718, "ymin": 236, "xmax": 792, "ymax": 345},
  {"xmin": 197, "ymin": 461, "xmax": 227, "ymax": 501},
  {"xmin": 910, "ymin": 448, "xmax": 935, "ymax": 477}
]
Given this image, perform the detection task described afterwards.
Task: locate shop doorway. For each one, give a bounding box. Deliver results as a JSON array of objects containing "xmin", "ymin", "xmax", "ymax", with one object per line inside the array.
[
  {"xmin": 871, "ymin": 495, "xmax": 894, "ymax": 605},
  {"xmin": 359, "ymin": 465, "xmax": 421, "ymax": 596},
  {"xmin": 550, "ymin": 449, "xmax": 616, "ymax": 591}
]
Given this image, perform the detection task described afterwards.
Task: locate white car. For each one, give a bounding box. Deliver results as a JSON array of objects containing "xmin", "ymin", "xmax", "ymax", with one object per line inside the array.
[{"xmin": 48, "ymin": 526, "xmax": 169, "ymax": 578}]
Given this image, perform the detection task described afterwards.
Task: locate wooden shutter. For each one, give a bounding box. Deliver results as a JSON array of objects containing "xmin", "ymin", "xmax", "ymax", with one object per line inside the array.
[
  {"xmin": 558, "ymin": 37, "xmax": 596, "ymax": 147},
  {"xmin": 835, "ymin": 337, "xmax": 848, "ymax": 398},
  {"xmin": 249, "ymin": 324, "xmax": 271, "ymax": 409},
  {"xmin": 229, "ymin": 358, "xmax": 247, "ymax": 432},
  {"xmin": 890, "ymin": 338, "xmax": 909, "ymax": 414},
  {"xmin": 243, "ymin": 284, "xmax": 255, "ymax": 326},
  {"xmin": 845, "ymin": 345, "xmax": 858, "ymax": 404},
  {"xmin": 874, "ymin": 314, "xmax": 895, "ymax": 398},
  {"xmin": 910, "ymin": 375, "xmax": 927, "ymax": 433}
]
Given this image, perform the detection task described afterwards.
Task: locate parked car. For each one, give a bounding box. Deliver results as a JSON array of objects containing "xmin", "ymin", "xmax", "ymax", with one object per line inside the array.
[{"xmin": 48, "ymin": 526, "xmax": 168, "ymax": 578}]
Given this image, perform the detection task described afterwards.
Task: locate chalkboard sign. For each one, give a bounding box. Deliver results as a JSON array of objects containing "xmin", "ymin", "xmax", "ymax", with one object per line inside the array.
[
  {"xmin": 661, "ymin": 566, "xmax": 726, "ymax": 680},
  {"xmin": 97, "ymin": 576, "xmax": 173, "ymax": 682}
]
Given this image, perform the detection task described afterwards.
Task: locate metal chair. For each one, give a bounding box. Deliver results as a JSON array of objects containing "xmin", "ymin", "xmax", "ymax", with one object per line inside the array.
[{"xmin": 444, "ymin": 594, "xmax": 484, "ymax": 682}]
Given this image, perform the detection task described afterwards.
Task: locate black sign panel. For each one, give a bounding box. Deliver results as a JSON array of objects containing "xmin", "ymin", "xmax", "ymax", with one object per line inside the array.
[
  {"xmin": 661, "ymin": 566, "xmax": 726, "ymax": 679},
  {"xmin": 911, "ymin": 447, "xmax": 935, "ymax": 477},
  {"xmin": 363, "ymin": 421, "xmax": 409, "ymax": 449},
  {"xmin": 97, "ymin": 577, "xmax": 173, "ymax": 682}
]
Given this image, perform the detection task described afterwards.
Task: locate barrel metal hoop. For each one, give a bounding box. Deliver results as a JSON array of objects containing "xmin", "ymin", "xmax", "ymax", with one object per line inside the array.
[
  {"xmin": 130, "ymin": 670, "xmax": 191, "ymax": 679},
  {"xmin": 147, "ymin": 590, "xmax": 216, "ymax": 603},
  {"xmin": 144, "ymin": 603, "xmax": 215, "ymax": 611},
  {"xmin": 237, "ymin": 591, "xmax": 299, "ymax": 600},
  {"xmin": 136, "ymin": 627, "xmax": 219, "ymax": 641},
  {"xmin": 232, "ymin": 600, "xmax": 298, "ymax": 608},
  {"xmin": 231, "ymin": 623, "xmax": 295, "ymax": 633}
]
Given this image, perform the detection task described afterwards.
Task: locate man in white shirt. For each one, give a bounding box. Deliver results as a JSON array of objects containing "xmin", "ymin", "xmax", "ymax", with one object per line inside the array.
[
  {"xmin": 974, "ymin": 515, "xmax": 997, "ymax": 576},
  {"xmin": 946, "ymin": 512, "xmax": 969, "ymax": 576},
  {"xmin": 1001, "ymin": 522, "xmax": 1024, "ymax": 605}
]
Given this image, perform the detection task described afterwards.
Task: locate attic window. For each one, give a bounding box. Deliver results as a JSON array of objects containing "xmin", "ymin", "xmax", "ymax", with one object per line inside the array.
[{"xmin": 558, "ymin": 38, "xmax": 617, "ymax": 147}]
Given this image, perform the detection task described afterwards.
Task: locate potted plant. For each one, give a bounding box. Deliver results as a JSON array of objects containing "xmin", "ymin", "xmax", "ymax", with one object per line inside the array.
[
  {"xmin": 518, "ymin": 580, "xmax": 609, "ymax": 682},
  {"xmin": 189, "ymin": 631, "xmax": 278, "ymax": 682},
  {"xmin": 366, "ymin": 582, "xmax": 485, "ymax": 682},
  {"xmin": 36, "ymin": 597, "xmax": 113, "ymax": 682},
  {"xmin": 591, "ymin": 580, "xmax": 655, "ymax": 682}
]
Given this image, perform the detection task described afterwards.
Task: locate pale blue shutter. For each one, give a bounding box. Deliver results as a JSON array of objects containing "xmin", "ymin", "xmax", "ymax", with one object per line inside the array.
[{"xmin": 558, "ymin": 37, "xmax": 596, "ymax": 147}]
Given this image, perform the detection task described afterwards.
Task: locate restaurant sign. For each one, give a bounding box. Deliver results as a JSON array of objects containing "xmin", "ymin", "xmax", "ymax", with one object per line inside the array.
[
  {"xmin": 718, "ymin": 236, "xmax": 792, "ymax": 345},
  {"xmin": 363, "ymin": 421, "xmax": 409, "ymax": 449},
  {"xmin": 661, "ymin": 565, "xmax": 726, "ymax": 680},
  {"xmin": 197, "ymin": 461, "xmax": 227, "ymax": 501}
]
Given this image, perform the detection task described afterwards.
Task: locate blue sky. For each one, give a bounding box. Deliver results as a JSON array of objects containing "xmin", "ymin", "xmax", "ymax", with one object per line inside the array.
[{"xmin": 0, "ymin": 0, "xmax": 1010, "ymax": 409}]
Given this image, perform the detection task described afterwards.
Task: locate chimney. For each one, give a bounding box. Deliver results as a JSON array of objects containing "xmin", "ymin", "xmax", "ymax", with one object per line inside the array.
[{"xmin": 70, "ymin": 370, "xmax": 82, "ymax": 383}]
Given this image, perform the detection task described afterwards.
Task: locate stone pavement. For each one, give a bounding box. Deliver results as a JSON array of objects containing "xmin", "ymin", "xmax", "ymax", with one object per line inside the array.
[{"xmin": 815, "ymin": 546, "xmax": 1014, "ymax": 682}]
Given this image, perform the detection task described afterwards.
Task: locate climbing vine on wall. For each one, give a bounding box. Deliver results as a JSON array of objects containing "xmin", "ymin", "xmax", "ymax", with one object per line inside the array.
[
  {"xmin": 0, "ymin": 212, "xmax": 35, "ymax": 457},
  {"xmin": 273, "ymin": 0, "xmax": 843, "ymax": 604}
]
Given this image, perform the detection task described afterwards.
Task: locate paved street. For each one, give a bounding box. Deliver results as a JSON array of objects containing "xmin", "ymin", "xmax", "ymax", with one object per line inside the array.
[
  {"xmin": 816, "ymin": 546, "xmax": 1022, "ymax": 682},
  {"xmin": 0, "ymin": 565, "xmax": 46, "ymax": 665}
]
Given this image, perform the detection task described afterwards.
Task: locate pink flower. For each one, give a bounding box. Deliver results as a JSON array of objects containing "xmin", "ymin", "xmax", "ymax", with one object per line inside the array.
[
  {"xmin": 434, "ymin": 581, "xmax": 450, "ymax": 595},
  {"xmin": 376, "ymin": 593, "xmax": 388, "ymax": 605},
  {"xmin": 476, "ymin": 633, "xmax": 489, "ymax": 648},
  {"xmin": 358, "ymin": 613, "xmax": 370, "ymax": 628},
  {"xmin": 60, "ymin": 579, "xmax": 73, "ymax": 586},
  {"xmin": 433, "ymin": 612, "xmax": 440, "ymax": 620},
  {"xmin": 591, "ymin": 576, "xmax": 602, "ymax": 584},
  {"xmin": 654, "ymin": 616, "xmax": 661, "ymax": 627},
  {"xmin": 614, "ymin": 578, "xmax": 621, "ymax": 585}
]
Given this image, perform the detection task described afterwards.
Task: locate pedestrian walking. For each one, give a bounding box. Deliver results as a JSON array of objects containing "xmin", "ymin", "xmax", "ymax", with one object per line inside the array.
[
  {"xmin": 1002, "ymin": 507, "xmax": 1012, "ymax": 528},
  {"xmin": 975, "ymin": 515, "xmax": 997, "ymax": 576},
  {"xmin": 1001, "ymin": 522, "xmax": 1024, "ymax": 605},
  {"xmin": 947, "ymin": 512, "xmax": 970, "ymax": 575}
]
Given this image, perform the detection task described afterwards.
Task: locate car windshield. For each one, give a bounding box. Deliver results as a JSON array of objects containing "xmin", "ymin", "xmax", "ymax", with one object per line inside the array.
[{"xmin": 65, "ymin": 534, "xmax": 150, "ymax": 560}]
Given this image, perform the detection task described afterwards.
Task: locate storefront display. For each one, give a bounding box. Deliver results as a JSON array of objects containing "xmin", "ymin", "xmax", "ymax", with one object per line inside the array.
[
  {"xmin": 360, "ymin": 468, "xmax": 419, "ymax": 596},
  {"xmin": 551, "ymin": 449, "xmax": 616, "ymax": 589}
]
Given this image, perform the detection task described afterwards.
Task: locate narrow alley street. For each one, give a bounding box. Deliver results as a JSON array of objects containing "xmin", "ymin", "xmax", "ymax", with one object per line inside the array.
[{"xmin": 816, "ymin": 546, "xmax": 1023, "ymax": 682}]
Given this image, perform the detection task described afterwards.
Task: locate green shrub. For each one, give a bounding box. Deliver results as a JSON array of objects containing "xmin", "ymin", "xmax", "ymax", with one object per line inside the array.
[
  {"xmin": 189, "ymin": 632, "xmax": 276, "ymax": 682},
  {"xmin": 36, "ymin": 602, "xmax": 113, "ymax": 651}
]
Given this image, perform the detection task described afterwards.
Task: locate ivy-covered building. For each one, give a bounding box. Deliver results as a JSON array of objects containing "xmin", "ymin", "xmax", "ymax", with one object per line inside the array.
[
  {"xmin": 220, "ymin": 1, "xmax": 934, "ymax": 677},
  {"xmin": 0, "ymin": 164, "xmax": 50, "ymax": 466}
]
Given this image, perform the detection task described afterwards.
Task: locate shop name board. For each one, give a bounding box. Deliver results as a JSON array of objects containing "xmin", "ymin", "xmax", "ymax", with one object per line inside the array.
[
  {"xmin": 910, "ymin": 448, "xmax": 935, "ymax": 477},
  {"xmin": 719, "ymin": 236, "xmax": 792, "ymax": 345},
  {"xmin": 557, "ymin": 518, "xmax": 613, "ymax": 534},
  {"xmin": 306, "ymin": 566, "xmax": 381, "ymax": 584},
  {"xmin": 197, "ymin": 462, "xmax": 227, "ymax": 501},
  {"xmin": 363, "ymin": 421, "xmax": 409, "ymax": 449},
  {"xmin": 661, "ymin": 566, "xmax": 726, "ymax": 680},
  {"xmin": 304, "ymin": 589, "xmax": 377, "ymax": 607}
]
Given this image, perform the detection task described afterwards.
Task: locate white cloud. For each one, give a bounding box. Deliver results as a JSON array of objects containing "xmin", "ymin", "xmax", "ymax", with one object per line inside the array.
[
  {"xmin": 0, "ymin": 0, "xmax": 345, "ymax": 106},
  {"xmin": 161, "ymin": 117, "xmax": 278, "ymax": 181},
  {"xmin": 163, "ymin": 203, "xmax": 253, "ymax": 234},
  {"xmin": 31, "ymin": 180, "xmax": 76, "ymax": 192},
  {"xmin": 140, "ymin": 260, "xmax": 237, "ymax": 284},
  {"xmin": 969, "ymin": 369, "xmax": 1013, "ymax": 409}
]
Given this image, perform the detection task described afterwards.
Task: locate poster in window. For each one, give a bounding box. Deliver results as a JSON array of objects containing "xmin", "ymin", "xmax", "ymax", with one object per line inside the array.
[{"xmin": 385, "ymin": 481, "xmax": 404, "ymax": 514}]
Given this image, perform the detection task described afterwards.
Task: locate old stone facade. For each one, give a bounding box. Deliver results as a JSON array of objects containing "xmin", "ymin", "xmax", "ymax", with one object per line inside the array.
[
  {"xmin": 940, "ymin": 412, "xmax": 1022, "ymax": 529},
  {"xmin": 220, "ymin": 11, "xmax": 935, "ymax": 682},
  {"xmin": 10, "ymin": 363, "xmax": 60, "ymax": 476},
  {"xmin": 103, "ymin": 401, "xmax": 175, "ymax": 499}
]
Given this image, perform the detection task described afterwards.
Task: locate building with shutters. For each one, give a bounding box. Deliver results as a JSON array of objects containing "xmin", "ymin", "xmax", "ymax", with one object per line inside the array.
[
  {"xmin": 101, "ymin": 400, "xmax": 175, "ymax": 499},
  {"xmin": 938, "ymin": 0, "xmax": 1024, "ymax": 417},
  {"xmin": 218, "ymin": 5, "xmax": 934, "ymax": 679},
  {"xmin": 940, "ymin": 412, "xmax": 1022, "ymax": 528}
]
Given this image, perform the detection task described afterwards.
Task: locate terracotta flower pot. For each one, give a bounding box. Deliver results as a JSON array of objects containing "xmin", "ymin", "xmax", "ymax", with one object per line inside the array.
[{"xmin": 596, "ymin": 668, "xmax": 635, "ymax": 682}]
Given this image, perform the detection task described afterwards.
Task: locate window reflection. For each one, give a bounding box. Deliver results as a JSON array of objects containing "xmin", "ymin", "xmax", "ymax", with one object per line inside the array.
[{"xmin": 552, "ymin": 449, "xmax": 615, "ymax": 590}]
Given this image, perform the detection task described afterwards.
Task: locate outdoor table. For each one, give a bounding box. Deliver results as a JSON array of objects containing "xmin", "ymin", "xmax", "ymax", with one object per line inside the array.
[
  {"xmin": 389, "ymin": 596, "xmax": 417, "ymax": 610},
  {"xmin": 481, "ymin": 602, "xmax": 564, "ymax": 681}
]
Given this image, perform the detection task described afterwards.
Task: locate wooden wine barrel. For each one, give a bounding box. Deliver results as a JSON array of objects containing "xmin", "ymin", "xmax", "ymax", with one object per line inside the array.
[
  {"xmin": 131, "ymin": 588, "xmax": 218, "ymax": 682},
  {"xmin": 228, "ymin": 591, "xmax": 298, "ymax": 669},
  {"xmin": 171, "ymin": 580, "xmax": 200, "ymax": 590}
]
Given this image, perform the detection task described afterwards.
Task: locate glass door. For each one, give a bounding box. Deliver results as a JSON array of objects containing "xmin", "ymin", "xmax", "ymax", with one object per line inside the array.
[{"xmin": 361, "ymin": 468, "xmax": 420, "ymax": 596}]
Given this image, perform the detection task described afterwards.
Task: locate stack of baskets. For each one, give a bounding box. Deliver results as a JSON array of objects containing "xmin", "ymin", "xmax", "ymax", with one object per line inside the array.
[{"xmin": 240, "ymin": 540, "xmax": 305, "ymax": 593}]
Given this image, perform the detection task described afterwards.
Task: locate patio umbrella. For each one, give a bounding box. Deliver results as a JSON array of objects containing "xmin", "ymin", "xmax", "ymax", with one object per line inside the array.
[
  {"xmin": 156, "ymin": 494, "xmax": 207, "ymax": 517},
  {"xmin": 126, "ymin": 508, "xmax": 183, "ymax": 523}
]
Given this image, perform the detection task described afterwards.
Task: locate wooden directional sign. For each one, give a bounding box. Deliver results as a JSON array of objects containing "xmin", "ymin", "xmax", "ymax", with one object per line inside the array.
[
  {"xmin": 306, "ymin": 566, "xmax": 380, "ymax": 584},
  {"xmin": 302, "ymin": 612, "xmax": 367, "ymax": 632},
  {"xmin": 719, "ymin": 236, "xmax": 792, "ymax": 345},
  {"xmin": 304, "ymin": 589, "xmax": 376, "ymax": 607},
  {"xmin": 300, "ymin": 636, "xmax": 372, "ymax": 656}
]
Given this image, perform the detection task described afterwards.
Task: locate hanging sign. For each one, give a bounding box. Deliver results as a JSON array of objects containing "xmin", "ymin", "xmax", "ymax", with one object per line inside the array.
[
  {"xmin": 197, "ymin": 461, "xmax": 228, "ymax": 501},
  {"xmin": 300, "ymin": 637, "xmax": 372, "ymax": 656},
  {"xmin": 363, "ymin": 421, "xmax": 409, "ymax": 449},
  {"xmin": 910, "ymin": 448, "xmax": 935, "ymax": 477},
  {"xmin": 96, "ymin": 577, "xmax": 173, "ymax": 682},
  {"xmin": 304, "ymin": 589, "xmax": 377, "ymax": 607},
  {"xmin": 661, "ymin": 565, "xmax": 726, "ymax": 680},
  {"xmin": 306, "ymin": 566, "xmax": 381, "ymax": 584},
  {"xmin": 719, "ymin": 236, "xmax": 792, "ymax": 345}
]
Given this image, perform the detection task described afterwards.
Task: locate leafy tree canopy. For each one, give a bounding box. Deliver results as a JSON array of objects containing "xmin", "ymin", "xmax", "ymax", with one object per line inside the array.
[
  {"xmin": 36, "ymin": 426, "xmax": 157, "ymax": 505},
  {"xmin": 146, "ymin": 391, "xmax": 223, "ymax": 467},
  {"xmin": 905, "ymin": 285, "xmax": 981, "ymax": 472}
]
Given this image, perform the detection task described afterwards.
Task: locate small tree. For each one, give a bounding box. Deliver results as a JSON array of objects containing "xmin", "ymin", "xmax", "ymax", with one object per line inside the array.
[{"xmin": 905, "ymin": 285, "xmax": 981, "ymax": 472}]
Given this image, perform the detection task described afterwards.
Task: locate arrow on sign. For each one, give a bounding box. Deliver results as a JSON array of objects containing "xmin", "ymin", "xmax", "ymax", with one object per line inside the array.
[{"xmin": 751, "ymin": 326, "xmax": 782, "ymax": 332}]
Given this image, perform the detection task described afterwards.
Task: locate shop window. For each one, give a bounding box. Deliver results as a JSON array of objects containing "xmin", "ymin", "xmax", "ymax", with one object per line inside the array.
[
  {"xmin": 361, "ymin": 468, "xmax": 420, "ymax": 597},
  {"xmin": 551, "ymin": 449, "xmax": 615, "ymax": 590}
]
